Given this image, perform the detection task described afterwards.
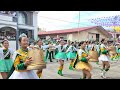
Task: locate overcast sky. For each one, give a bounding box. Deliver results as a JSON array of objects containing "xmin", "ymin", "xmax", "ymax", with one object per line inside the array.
[{"xmin": 38, "ymin": 11, "xmax": 120, "ymax": 31}]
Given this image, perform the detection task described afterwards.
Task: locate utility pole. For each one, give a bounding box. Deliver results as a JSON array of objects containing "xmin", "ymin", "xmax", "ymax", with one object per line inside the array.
[
  {"xmin": 78, "ymin": 11, "xmax": 80, "ymax": 42},
  {"xmin": 16, "ymin": 11, "xmax": 19, "ymax": 50}
]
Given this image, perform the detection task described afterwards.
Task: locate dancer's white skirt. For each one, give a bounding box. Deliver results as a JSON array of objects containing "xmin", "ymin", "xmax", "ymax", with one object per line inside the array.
[
  {"xmin": 98, "ymin": 55, "xmax": 110, "ymax": 61},
  {"xmin": 9, "ymin": 70, "xmax": 39, "ymax": 79}
]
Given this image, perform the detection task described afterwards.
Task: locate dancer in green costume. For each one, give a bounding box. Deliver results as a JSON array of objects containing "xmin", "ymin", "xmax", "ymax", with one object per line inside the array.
[
  {"xmin": 0, "ymin": 39, "xmax": 14, "ymax": 79},
  {"xmin": 66, "ymin": 42, "xmax": 77, "ymax": 70},
  {"xmin": 55, "ymin": 40, "xmax": 67, "ymax": 76}
]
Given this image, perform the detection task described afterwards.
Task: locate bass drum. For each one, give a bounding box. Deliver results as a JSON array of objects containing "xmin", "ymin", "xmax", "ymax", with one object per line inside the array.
[
  {"xmin": 108, "ymin": 46, "xmax": 116, "ymax": 55},
  {"xmin": 88, "ymin": 50, "xmax": 99, "ymax": 62},
  {"xmin": 27, "ymin": 47, "xmax": 46, "ymax": 70}
]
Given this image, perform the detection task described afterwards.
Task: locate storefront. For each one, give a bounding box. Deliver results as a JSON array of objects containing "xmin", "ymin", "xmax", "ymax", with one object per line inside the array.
[
  {"xmin": 0, "ymin": 26, "xmax": 34, "ymax": 49},
  {"xmin": 0, "ymin": 27, "xmax": 16, "ymax": 40},
  {"xmin": 0, "ymin": 11, "xmax": 38, "ymax": 50}
]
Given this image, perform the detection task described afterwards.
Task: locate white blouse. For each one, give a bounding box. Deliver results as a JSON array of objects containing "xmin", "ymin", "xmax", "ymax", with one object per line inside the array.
[
  {"xmin": 100, "ymin": 44, "xmax": 106, "ymax": 48},
  {"xmin": 55, "ymin": 45, "xmax": 67, "ymax": 52},
  {"xmin": 66, "ymin": 45, "xmax": 77, "ymax": 52},
  {"xmin": 0, "ymin": 48, "xmax": 15, "ymax": 60}
]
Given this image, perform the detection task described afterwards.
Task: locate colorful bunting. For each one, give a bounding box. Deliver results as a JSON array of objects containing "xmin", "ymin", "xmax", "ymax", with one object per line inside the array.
[{"xmin": 90, "ymin": 15, "xmax": 120, "ymax": 27}]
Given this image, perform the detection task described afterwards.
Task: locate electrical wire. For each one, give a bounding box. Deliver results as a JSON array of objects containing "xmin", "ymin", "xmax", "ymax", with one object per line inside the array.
[
  {"xmin": 39, "ymin": 11, "xmax": 99, "ymax": 28},
  {"xmin": 39, "ymin": 15, "xmax": 80, "ymax": 24}
]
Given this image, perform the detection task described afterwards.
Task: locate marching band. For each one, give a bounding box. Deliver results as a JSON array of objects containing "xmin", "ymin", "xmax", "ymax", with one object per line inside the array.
[{"xmin": 0, "ymin": 33, "xmax": 120, "ymax": 79}]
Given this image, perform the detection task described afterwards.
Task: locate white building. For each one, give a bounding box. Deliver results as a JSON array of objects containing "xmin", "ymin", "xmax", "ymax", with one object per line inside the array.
[{"xmin": 0, "ymin": 11, "xmax": 38, "ymax": 50}]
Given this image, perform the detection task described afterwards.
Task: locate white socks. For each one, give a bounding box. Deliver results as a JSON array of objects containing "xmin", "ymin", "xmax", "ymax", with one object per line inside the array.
[{"xmin": 101, "ymin": 70, "xmax": 106, "ymax": 79}]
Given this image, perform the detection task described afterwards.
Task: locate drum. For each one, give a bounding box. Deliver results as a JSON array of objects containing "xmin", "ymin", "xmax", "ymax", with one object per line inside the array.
[
  {"xmin": 88, "ymin": 51, "xmax": 99, "ymax": 62},
  {"xmin": 88, "ymin": 46, "xmax": 98, "ymax": 62},
  {"xmin": 109, "ymin": 46, "xmax": 116, "ymax": 55},
  {"xmin": 27, "ymin": 47, "xmax": 46, "ymax": 70}
]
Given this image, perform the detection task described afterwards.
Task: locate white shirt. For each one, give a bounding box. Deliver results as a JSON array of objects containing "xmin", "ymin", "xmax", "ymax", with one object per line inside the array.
[
  {"xmin": 41, "ymin": 45, "xmax": 49, "ymax": 50},
  {"xmin": 88, "ymin": 44, "xmax": 92, "ymax": 51},
  {"xmin": 66, "ymin": 45, "xmax": 77, "ymax": 52},
  {"xmin": 100, "ymin": 44, "xmax": 106, "ymax": 48},
  {"xmin": 55, "ymin": 45, "xmax": 67, "ymax": 52},
  {"xmin": 78, "ymin": 49, "xmax": 86, "ymax": 57},
  {"xmin": 64, "ymin": 44, "xmax": 69, "ymax": 48},
  {"xmin": 0, "ymin": 48, "xmax": 15, "ymax": 60},
  {"xmin": 96, "ymin": 44, "xmax": 100, "ymax": 52}
]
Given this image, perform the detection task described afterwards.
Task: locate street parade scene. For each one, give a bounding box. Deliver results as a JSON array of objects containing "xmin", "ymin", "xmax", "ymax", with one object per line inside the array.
[{"xmin": 1, "ymin": 11, "xmax": 120, "ymax": 79}]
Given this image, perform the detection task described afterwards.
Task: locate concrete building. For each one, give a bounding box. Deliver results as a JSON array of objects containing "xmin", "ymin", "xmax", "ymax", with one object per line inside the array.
[
  {"xmin": 0, "ymin": 11, "xmax": 38, "ymax": 50},
  {"xmin": 38, "ymin": 26, "xmax": 112, "ymax": 42}
]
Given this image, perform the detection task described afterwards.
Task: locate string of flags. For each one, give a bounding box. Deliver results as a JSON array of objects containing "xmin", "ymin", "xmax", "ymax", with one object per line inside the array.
[
  {"xmin": 89, "ymin": 15, "xmax": 120, "ymax": 32},
  {"xmin": 89, "ymin": 15, "xmax": 120, "ymax": 27}
]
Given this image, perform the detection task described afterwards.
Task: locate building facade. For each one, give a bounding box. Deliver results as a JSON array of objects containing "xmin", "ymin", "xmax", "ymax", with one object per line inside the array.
[
  {"xmin": 0, "ymin": 11, "xmax": 38, "ymax": 50},
  {"xmin": 38, "ymin": 26, "xmax": 112, "ymax": 42}
]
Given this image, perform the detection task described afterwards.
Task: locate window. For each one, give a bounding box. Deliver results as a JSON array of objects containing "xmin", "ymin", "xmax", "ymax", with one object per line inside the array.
[
  {"xmin": 28, "ymin": 30, "xmax": 32, "ymax": 39},
  {"xmin": 18, "ymin": 12, "xmax": 27, "ymax": 24},
  {"xmin": 0, "ymin": 27, "xmax": 16, "ymax": 40},
  {"xmin": 19, "ymin": 29, "xmax": 28, "ymax": 36},
  {"xmin": 19, "ymin": 29, "xmax": 33, "ymax": 40},
  {"xmin": 96, "ymin": 34, "xmax": 100, "ymax": 42}
]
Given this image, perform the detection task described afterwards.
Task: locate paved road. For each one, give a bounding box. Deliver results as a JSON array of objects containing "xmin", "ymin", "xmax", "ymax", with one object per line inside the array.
[
  {"xmin": 41, "ymin": 60, "xmax": 120, "ymax": 79},
  {"xmin": 0, "ymin": 60, "xmax": 120, "ymax": 79}
]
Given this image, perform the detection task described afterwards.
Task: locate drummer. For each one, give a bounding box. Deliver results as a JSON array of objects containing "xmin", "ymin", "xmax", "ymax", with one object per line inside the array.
[
  {"xmin": 91, "ymin": 41, "xmax": 100, "ymax": 65},
  {"xmin": 34, "ymin": 39, "xmax": 53, "ymax": 78},
  {"xmin": 108, "ymin": 41, "xmax": 118, "ymax": 60},
  {"xmin": 8, "ymin": 33, "xmax": 39, "ymax": 79}
]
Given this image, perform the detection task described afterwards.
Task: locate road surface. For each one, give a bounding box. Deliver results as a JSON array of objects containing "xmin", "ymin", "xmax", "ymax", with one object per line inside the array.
[{"xmin": 1, "ymin": 60, "xmax": 120, "ymax": 79}]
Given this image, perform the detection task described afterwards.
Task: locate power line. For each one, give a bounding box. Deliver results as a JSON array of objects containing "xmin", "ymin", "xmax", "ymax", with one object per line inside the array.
[
  {"xmin": 39, "ymin": 12, "xmax": 117, "ymax": 25},
  {"xmin": 39, "ymin": 20, "xmax": 91, "ymax": 28},
  {"xmin": 39, "ymin": 12, "xmax": 115, "ymax": 30},
  {"xmin": 39, "ymin": 12, "xmax": 99, "ymax": 28},
  {"xmin": 39, "ymin": 15, "xmax": 81, "ymax": 24},
  {"xmin": 39, "ymin": 15, "xmax": 92, "ymax": 27}
]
